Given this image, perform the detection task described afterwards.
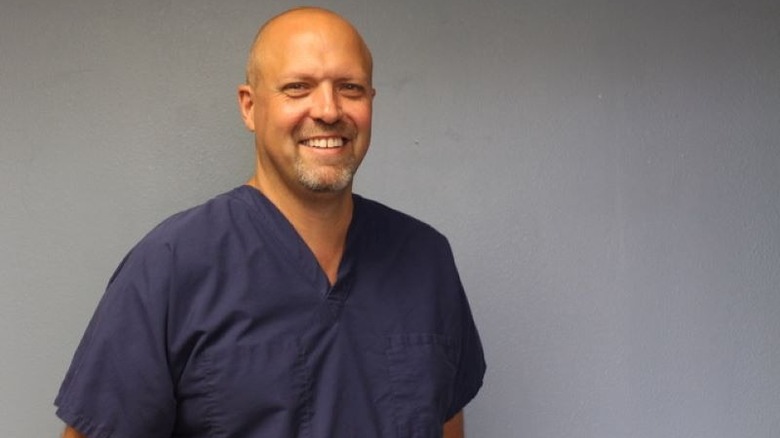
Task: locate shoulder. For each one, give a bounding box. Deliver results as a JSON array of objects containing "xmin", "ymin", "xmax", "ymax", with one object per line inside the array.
[
  {"xmin": 354, "ymin": 195, "xmax": 449, "ymax": 246},
  {"xmin": 113, "ymin": 187, "xmax": 256, "ymax": 275},
  {"xmin": 352, "ymin": 195, "xmax": 458, "ymax": 276},
  {"xmin": 145, "ymin": 187, "xmax": 251, "ymax": 244}
]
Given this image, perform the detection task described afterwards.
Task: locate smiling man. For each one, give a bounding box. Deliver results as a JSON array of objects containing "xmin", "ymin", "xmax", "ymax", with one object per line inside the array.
[{"xmin": 56, "ymin": 7, "xmax": 485, "ymax": 438}]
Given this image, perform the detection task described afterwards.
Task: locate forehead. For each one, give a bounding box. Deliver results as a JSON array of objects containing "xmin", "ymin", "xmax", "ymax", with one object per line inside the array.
[{"xmin": 255, "ymin": 14, "xmax": 372, "ymax": 80}]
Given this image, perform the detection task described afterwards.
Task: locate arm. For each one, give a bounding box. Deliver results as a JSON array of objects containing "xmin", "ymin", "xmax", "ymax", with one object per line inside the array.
[
  {"xmin": 443, "ymin": 410, "xmax": 464, "ymax": 438},
  {"xmin": 61, "ymin": 426, "xmax": 87, "ymax": 438}
]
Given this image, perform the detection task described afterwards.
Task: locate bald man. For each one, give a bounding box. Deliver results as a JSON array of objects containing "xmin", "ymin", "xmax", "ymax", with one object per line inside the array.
[{"xmin": 56, "ymin": 8, "xmax": 485, "ymax": 438}]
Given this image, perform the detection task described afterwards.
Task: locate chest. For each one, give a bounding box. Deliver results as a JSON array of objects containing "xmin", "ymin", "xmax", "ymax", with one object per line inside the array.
[{"xmin": 166, "ymin": 262, "xmax": 460, "ymax": 438}]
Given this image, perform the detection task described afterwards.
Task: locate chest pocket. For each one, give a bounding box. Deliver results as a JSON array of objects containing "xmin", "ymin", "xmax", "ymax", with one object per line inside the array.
[
  {"xmin": 387, "ymin": 333, "xmax": 459, "ymax": 438},
  {"xmin": 196, "ymin": 338, "xmax": 311, "ymax": 437}
]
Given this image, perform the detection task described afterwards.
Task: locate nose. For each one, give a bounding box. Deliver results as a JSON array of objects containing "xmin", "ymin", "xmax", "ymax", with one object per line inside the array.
[{"xmin": 309, "ymin": 83, "xmax": 341, "ymax": 124}]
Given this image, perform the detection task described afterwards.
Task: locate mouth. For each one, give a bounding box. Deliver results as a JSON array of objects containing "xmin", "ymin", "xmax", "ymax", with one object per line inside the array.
[{"xmin": 300, "ymin": 137, "xmax": 347, "ymax": 149}]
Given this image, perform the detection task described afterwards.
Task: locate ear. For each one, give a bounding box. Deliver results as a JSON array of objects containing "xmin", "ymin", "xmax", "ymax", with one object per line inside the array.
[{"xmin": 237, "ymin": 84, "xmax": 256, "ymax": 132}]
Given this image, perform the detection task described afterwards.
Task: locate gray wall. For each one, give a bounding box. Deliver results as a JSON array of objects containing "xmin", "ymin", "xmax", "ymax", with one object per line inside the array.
[{"xmin": 2, "ymin": 0, "xmax": 778, "ymax": 437}]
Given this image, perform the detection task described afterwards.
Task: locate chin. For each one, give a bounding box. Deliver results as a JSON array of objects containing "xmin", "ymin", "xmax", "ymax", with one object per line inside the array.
[
  {"xmin": 295, "ymin": 162, "xmax": 356, "ymax": 193},
  {"xmin": 300, "ymin": 176, "xmax": 353, "ymax": 193}
]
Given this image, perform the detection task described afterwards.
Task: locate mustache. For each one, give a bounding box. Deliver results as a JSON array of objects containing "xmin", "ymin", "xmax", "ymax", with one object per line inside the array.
[{"xmin": 295, "ymin": 120, "xmax": 356, "ymax": 140}]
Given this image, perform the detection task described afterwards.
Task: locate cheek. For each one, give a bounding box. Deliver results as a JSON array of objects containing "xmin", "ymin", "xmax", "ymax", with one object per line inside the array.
[
  {"xmin": 349, "ymin": 104, "xmax": 373, "ymax": 132},
  {"xmin": 265, "ymin": 100, "xmax": 309, "ymax": 134},
  {"xmin": 280, "ymin": 104, "xmax": 308, "ymax": 123}
]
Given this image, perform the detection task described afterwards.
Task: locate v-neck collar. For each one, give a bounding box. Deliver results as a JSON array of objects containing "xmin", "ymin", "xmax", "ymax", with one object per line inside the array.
[{"xmin": 231, "ymin": 185, "xmax": 362, "ymax": 301}]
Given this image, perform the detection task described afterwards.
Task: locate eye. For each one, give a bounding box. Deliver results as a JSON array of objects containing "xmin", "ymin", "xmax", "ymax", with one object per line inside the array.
[
  {"xmin": 339, "ymin": 82, "xmax": 367, "ymax": 98},
  {"xmin": 281, "ymin": 82, "xmax": 310, "ymax": 97}
]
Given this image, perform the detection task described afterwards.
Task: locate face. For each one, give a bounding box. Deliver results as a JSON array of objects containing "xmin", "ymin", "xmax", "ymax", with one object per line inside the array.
[{"xmin": 239, "ymin": 12, "xmax": 375, "ymax": 197}]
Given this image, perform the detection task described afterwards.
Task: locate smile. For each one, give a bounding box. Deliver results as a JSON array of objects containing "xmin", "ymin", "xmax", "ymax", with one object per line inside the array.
[{"xmin": 301, "ymin": 137, "xmax": 346, "ymax": 149}]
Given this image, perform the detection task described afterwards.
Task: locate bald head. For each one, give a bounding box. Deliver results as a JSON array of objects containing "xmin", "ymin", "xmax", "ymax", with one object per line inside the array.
[
  {"xmin": 237, "ymin": 7, "xmax": 375, "ymax": 198},
  {"xmin": 245, "ymin": 7, "xmax": 373, "ymax": 88}
]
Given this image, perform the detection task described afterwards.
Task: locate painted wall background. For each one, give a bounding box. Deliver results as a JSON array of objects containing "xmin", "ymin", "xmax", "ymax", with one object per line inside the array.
[{"xmin": 1, "ymin": 0, "xmax": 778, "ymax": 436}]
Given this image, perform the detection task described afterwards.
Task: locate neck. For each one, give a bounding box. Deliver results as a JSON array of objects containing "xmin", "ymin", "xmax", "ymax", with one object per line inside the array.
[{"xmin": 247, "ymin": 175, "xmax": 353, "ymax": 286}]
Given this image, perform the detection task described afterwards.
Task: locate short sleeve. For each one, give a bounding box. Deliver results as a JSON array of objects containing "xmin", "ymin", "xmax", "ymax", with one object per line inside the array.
[
  {"xmin": 434, "ymin": 235, "xmax": 487, "ymax": 421},
  {"xmin": 55, "ymin": 240, "xmax": 176, "ymax": 438},
  {"xmin": 446, "ymin": 282, "xmax": 487, "ymax": 420}
]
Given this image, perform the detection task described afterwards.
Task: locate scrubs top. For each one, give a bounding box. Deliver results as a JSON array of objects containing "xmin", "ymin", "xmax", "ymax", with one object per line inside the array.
[{"xmin": 55, "ymin": 185, "xmax": 486, "ymax": 438}]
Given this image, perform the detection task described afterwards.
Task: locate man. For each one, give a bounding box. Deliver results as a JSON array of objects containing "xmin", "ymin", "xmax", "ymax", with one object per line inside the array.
[{"xmin": 56, "ymin": 7, "xmax": 485, "ymax": 438}]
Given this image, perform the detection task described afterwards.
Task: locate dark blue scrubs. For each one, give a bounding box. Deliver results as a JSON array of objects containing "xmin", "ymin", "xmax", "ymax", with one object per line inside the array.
[{"xmin": 55, "ymin": 186, "xmax": 485, "ymax": 438}]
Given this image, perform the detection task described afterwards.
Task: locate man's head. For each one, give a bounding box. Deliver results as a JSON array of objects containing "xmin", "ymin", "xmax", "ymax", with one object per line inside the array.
[{"xmin": 238, "ymin": 7, "xmax": 375, "ymax": 198}]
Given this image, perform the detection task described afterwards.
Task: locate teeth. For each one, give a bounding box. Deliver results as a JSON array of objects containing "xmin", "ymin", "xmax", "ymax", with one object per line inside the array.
[{"xmin": 304, "ymin": 137, "xmax": 344, "ymax": 148}]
